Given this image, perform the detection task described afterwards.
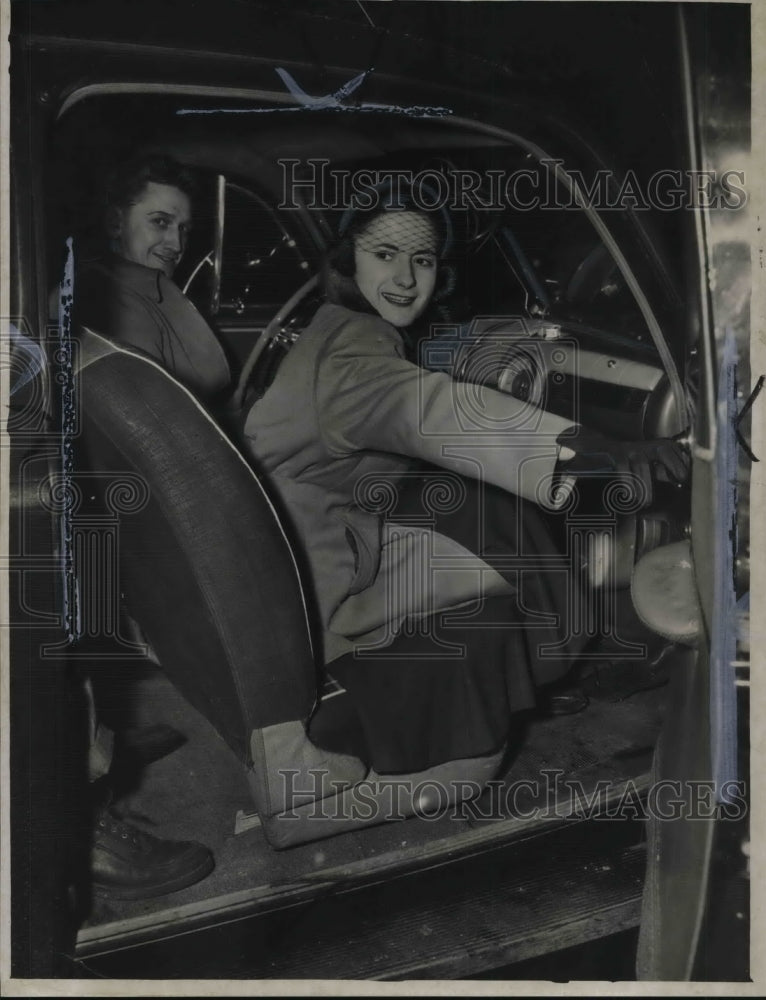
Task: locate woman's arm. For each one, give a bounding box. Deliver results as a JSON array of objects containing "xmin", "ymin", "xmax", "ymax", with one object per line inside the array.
[{"xmin": 315, "ymin": 312, "xmax": 577, "ymax": 510}]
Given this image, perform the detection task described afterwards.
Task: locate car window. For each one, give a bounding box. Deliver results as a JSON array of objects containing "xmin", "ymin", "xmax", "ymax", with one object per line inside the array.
[
  {"xmin": 216, "ymin": 182, "xmax": 311, "ymax": 316},
  {"xmin": 452, "ymin": 154, "xmax": 660, "ymax": 348}
]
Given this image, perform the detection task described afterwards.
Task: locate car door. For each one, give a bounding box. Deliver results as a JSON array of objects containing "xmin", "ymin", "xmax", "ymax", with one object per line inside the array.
[{"xmin": 636, "ymin": 4, "xmax": 751, "ymax": 980}]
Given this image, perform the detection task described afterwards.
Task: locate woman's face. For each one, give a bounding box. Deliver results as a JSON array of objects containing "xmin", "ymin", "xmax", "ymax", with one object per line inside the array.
[
  {"xmin": 112, "ymin": 181, "xmax": 192, "ymax": 277},
  {"xmin": 353, "ymin": 212, "xmax": 438, "ymax": 327}
]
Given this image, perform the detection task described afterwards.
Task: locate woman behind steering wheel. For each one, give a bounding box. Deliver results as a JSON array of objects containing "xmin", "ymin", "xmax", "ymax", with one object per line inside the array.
[{"xmin": 243, "ymin": 179, "xmax": 679, "ymax": 784}]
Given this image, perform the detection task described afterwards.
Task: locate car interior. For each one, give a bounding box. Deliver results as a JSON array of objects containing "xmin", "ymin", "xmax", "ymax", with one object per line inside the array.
[{"xmin": 45, "ymin": 86, "xmax": 698, "ymax": 972}]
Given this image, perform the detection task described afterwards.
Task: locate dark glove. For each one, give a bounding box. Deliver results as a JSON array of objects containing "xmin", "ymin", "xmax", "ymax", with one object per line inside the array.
[{"xmin": 556, "ymin": 427, "xmax": 690, "ymax": 508}]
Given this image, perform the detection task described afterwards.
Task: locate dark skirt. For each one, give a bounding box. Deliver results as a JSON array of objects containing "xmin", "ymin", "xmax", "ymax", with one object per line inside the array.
[{"xmin": 326, "ymin": 471, "xmax": 587, "ymax": 773}]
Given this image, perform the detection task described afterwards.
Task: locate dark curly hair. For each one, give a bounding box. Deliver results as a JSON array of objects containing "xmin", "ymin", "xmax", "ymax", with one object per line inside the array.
[{"xmin": 104, "ymin": 153, "xmax": 198, "ymax": 214}]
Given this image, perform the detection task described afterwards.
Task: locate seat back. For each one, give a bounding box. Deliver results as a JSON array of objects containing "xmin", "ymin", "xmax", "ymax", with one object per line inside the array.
[{"xmin": 76, "ymin": 328, "xmax": 318, "ymax": 765}]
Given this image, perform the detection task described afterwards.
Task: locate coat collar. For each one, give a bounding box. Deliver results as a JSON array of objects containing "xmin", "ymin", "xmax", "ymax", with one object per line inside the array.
[{"xmin": 104, "ymin": 254, "xmax": 166, "ymax": 303}]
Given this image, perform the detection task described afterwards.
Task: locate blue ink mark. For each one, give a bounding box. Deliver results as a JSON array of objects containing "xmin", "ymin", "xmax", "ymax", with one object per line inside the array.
[
  {"xmin": 7, "ymin": 322, "xmax": 46, "ymax": 394},
  {"xmin": 176, "ymin": 66, "xmax": 453, "ymax": 118},
  {"xmin": 274, "ymin": 66, "xmax": 370, "ymax": 109},
  {"xmin": 59, "ymin": 237, "xmax": 81, "ymax": 641},
  {"xmin": 711, "ymin": 324, "xmax": 739, "ymax": 802},
  {"xmin": 176, "ymin": 104, "xmax": 453, "ymax": 118}
]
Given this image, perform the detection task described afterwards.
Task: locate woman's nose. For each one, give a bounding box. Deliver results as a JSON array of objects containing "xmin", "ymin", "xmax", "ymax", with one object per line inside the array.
[
  {"xmin": 164, "ymin": 226, "xmax": 183, "ymax": 253},
  {"xmin": 393, "ymin": 257, "xmax": 415, "ymax": 288}
]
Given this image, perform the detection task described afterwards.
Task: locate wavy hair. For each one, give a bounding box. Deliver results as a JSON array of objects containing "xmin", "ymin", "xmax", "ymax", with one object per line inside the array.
[{"xmin": 104, "ymin": 153, "xmax": 199, "ymax": 214}]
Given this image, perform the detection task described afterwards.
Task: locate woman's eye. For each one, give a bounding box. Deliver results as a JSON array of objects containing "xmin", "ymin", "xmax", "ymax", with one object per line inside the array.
[
  {"xmin": 375, "ymin": 250, "xmax": 394, "ymax": 262},
  {"xmin": 415, "ymin": 256, "xmax": 435, "ymax": 269},
  {"xmin": 151, "ymin": 217, "xmax": 169, "ymax": 229}
]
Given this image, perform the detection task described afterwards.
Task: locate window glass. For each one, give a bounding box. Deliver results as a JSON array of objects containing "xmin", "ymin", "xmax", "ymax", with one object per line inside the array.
[
  {"xmin": 218, "ymin": 183, "xmax": 310, "ymax": 312},
  {"xmin": 457, "ymin": 155, "xmax": 653, "ymax": 345}
]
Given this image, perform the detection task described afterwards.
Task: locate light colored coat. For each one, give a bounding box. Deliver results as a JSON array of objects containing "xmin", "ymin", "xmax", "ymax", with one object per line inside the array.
[{"xmin": 244, "ymin": 303, "xmax": 575, "ymax": 663}]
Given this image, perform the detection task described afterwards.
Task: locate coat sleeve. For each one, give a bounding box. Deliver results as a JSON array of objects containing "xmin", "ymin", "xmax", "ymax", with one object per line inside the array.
[{"xmin": 315, "ymin": 313, "xmax": 577, "ymax": 510}]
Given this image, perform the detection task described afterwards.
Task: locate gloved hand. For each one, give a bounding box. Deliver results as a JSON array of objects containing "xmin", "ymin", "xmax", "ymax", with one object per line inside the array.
[{"xmin": 556, "ymin": 426, "xmax": 690, "ymax": 508}]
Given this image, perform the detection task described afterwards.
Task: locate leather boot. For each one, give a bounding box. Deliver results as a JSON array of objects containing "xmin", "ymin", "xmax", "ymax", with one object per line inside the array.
[{"xmin": 91, "ymin": 808, "xmax": 214, "ymax": 900}]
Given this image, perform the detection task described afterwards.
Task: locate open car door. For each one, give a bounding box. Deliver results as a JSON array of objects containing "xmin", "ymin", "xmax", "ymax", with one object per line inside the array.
[{"xmin": 636, "ymin": 4, "xmax": 751, "ymax": 980}]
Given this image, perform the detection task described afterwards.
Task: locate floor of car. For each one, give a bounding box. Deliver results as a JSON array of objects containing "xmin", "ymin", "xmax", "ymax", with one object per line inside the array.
[{"xmin": 79, "ymin": 652, "xmax": 667, "ymax": 946}]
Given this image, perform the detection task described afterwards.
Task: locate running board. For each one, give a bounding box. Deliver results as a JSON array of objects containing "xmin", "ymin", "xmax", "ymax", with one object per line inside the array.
[
  {"xmin": 75, "ymin": 818, "xmax": 646, "ymax": 980},
  {"xmin": 259, "ymin": 826, "xmax": 646, "ymax": 980}
]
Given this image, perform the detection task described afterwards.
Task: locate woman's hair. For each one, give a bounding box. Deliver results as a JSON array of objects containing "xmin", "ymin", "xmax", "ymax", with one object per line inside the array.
[
  {"xmin": 324, "ymin": 179, "xmax": 456, "ymax": 317},
  {"xmin": 104, "ymin": 153, "xmax": 198, "ymax": 213}
]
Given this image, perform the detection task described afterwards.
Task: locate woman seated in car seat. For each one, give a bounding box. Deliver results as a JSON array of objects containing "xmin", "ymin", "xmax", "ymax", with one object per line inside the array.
[
  {"xmin": 75, "ymin": 153, "xmax": 231, "ymax": 403},
  {"xmin": 71, "ymin": 153, "xmax": 233, "ymax": 895},
  {"xmin": 243, "ymin": 181, "xmax": 690, "ymax": 781}
]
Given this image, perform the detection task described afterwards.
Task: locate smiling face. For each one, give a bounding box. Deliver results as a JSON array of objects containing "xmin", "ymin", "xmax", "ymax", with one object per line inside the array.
[
  {"xmin": 112, "ymin": 181, "xmax": 192, "ymax": 277},
  {"xmin": 352, "ymin": 212, "xmax": 438, "ymax": 327}
]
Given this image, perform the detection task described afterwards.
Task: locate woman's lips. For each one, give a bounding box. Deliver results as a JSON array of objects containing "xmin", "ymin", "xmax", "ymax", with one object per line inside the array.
[
  {"xmin": 381, "ymin": 292, "xmax": 416, "ymax": 307},
  {"xmin": 153, "ymin": 252, "xmax": 178, "ymax": 269}
]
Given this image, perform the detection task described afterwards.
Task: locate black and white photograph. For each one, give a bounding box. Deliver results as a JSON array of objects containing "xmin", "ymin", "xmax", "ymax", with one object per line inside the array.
[{"xmin": 1, "ymin": 0, "xmax": 761, "ymax": 990}]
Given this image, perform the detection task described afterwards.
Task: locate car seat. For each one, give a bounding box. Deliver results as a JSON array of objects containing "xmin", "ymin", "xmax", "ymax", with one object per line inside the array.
[{"xmin": 74, "ymin": 327, "xmax": 501, "ymax": 848}]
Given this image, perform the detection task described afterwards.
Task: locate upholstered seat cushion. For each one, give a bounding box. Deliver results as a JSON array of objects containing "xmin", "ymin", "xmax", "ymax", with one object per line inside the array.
[{"xmin": 77, "ymin": 328, "xmax": 318, "ymax": 764}]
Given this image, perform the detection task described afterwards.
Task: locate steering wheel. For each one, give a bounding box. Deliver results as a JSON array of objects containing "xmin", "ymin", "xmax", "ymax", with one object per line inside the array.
[
  {"xmin": 181, "ymin": 251, "xmax": 215, "ymax": 296},
  {"xmin": 233, "ymin": 274, "xmax": 320, "ymax": 410},
  {"xmin": 453, "ymin": 321, "xmax": 549, "ymax": 409}
]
